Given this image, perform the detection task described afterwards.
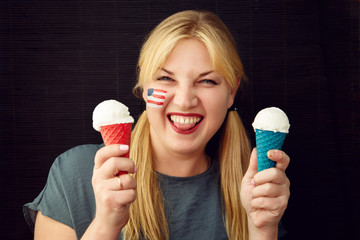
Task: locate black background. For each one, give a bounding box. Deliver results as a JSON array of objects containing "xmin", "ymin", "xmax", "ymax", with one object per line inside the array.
[{"xmin": 1, "ymin": 1, "xmax": 359, "ymax": 239}]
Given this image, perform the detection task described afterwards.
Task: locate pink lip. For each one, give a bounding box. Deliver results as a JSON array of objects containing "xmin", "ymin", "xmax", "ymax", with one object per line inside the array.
[{"xmin": 167, "ymin": 112, "xmax": 204, "ymax": 135}]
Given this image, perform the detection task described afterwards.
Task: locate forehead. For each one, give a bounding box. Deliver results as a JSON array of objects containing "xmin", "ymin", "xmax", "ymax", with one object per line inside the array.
[{"xmin": 162, "ymin": 38, "xmax": 213, "ymax": 71}]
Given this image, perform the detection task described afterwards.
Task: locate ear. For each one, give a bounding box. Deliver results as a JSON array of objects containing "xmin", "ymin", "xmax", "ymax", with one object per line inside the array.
[
  {"xmin": 228, "ymin": 76, "xmax": 241, "ymax": 108},
  {"xmin": 142, "ymin": 87, "xmax": 147, "ymax": 102}
]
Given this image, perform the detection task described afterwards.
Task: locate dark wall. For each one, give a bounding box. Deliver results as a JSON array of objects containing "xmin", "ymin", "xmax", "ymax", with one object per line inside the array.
[{"xmin": 1, "ymin": 1, "xmax": 359, "ymax": 239}]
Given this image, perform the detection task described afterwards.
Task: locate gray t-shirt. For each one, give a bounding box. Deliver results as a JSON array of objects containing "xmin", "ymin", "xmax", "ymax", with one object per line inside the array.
[{"xmin": 23, "ymin": 144, "xmax": 286, "ymax": 239}]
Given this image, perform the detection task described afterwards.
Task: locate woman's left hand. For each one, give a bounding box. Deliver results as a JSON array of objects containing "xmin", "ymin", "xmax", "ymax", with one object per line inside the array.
[{"xmin": 241, "ymin": 148, "xmax": 290, "ymax": 238}]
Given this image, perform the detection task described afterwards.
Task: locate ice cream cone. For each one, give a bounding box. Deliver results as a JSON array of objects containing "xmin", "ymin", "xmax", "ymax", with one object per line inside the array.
[
  {"xmin": 93, "ymin": 100, "xmax": 134, "ymax": 176},
  {"xmin": 255, "ymin": 129, "xmax": 287, "ymax": 171},
  {"xmin": 100, "ymin": 123, "xmax": 132, "ymax": 157},
  {"xmin": 252, "ymin": 107, "xmax": 290, "ymax": 172}
]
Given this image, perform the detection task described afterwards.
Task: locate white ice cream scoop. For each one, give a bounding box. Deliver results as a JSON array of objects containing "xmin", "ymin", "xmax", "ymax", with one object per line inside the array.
[
  {"xmin": 92, "ymin": 99, "xmax": 134, "ymax": 132},
  {"xmin": 252, "ymin": 107, "xmax": 290, "ymax": 133}
]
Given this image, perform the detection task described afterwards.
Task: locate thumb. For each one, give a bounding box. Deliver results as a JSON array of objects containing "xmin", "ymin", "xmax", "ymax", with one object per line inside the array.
[{"xmin": 244, "ymin": 148, "xmax": 258, "ymax": 180}]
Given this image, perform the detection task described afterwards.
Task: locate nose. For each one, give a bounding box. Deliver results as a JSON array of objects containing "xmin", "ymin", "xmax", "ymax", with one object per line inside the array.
[{"xmin": 173, "ymin": 86, "xmax": 198, "ymax": 110}]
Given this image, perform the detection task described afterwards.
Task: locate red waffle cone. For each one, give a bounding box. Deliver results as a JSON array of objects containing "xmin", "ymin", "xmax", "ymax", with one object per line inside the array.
[
  {"xmin": 100, "ymin": 123, "xmax": 132, "ymax": 146},
  {"xmin": 100, "ymin": 123, "xmax": 132, "ymax": 175}
]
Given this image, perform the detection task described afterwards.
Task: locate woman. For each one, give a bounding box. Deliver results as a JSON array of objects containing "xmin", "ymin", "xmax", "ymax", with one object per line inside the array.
[{"xmin": 24, "ymin": 10, "xmax": 290, "ymax": 239}]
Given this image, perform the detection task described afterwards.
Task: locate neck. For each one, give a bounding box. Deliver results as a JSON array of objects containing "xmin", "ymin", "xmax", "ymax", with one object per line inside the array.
[{"xmin": 153, "ymin": 150, "xmax": 210, "ymax": 177}]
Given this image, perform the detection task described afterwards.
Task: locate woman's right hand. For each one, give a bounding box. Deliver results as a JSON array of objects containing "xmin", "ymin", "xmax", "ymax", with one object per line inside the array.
[{"xmin": 84, "ymin": 144, "xmax": 137, "ymax": 239}]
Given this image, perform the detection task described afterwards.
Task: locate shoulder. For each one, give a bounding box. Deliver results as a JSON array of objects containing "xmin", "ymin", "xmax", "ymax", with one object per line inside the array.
[
  {"xmin": 51, "ymin": 144, "xmax": 103, "ymax": 181},
  {"xmin": 55, "ymin": 144, "xmax": 103, "ymax": 168},
  {"xmin": 24, "ymin": 144, "xmax": 103, "ymax": 235},
  {"xmin": 57, "ymin": 144, "xmax": 103, "ymax": 162}
]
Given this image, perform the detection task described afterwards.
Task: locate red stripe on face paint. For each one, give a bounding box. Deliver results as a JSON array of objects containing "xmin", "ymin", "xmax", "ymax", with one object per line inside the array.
[
  {"xmin": 147, "ymin": 100, "xmax": 163, "ymax": 105},
  {"xmin": 154, "ymin": 89, "xmax": 167, "ymax": 93},
  {"xmin": 152, "ymin": 94, "xmax": 165, "ymax": 99}
]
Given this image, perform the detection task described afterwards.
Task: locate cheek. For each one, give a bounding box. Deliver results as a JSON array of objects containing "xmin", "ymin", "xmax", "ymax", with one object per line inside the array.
[
  {"xmin": 204, "ymin": 90, "xmax": 231, "ymax": 111},
  {"xmin": 202, "ymin": 91, "xmax": 230, "ymax": 124}
]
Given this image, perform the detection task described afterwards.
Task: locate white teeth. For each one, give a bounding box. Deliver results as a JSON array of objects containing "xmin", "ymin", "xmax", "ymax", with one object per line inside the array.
[{"xmin": 170, "ymin": 115, "xmax": 201, "ymax": 124}]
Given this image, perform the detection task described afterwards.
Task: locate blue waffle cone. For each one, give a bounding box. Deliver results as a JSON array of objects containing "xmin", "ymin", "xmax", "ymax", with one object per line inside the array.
[{"xmin": 255, "ymin": 129, "xmax": 287, "ymax": 171}]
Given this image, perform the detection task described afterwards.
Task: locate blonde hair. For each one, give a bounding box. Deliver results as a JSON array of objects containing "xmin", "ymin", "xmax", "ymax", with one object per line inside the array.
[
  {"xmin": 133, "ymin": 10, "xmax": 245, "ymax": 96},
  {"xmin": 124, "ymin": 10, "xmax": 251, "ymax": 239}
]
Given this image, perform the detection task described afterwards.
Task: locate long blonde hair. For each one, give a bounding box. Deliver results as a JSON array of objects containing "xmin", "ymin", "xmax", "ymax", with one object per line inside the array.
[{"xmin": 124, "ymin": 10, "xmax": 251, "ymax": 239}]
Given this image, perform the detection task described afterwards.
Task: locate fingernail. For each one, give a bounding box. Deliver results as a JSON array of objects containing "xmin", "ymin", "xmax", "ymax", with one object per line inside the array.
[
  {"xmin": 120, "ymin": 144, "xmax": 129, "ymax": 151},
  {"xmin": 267, "ymin": 150, "xmax": 273, "ymax": 158},
  {"xmin": 251, "ymin": 179, "xmax": 256, "ymax": 186},
  {"xmin": 134, "ymin": 165, "xmax": 137, "ymax": 173}
]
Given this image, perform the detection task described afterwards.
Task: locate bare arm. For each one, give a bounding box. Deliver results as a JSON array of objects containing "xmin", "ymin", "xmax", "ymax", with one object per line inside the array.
[
  {"xmin": 34, "ymin": 211, "xmax": 77, "ymax": 240},
  {"xmin": 34, "ymin": 211, "xmax": 124, "ymax": 240}
]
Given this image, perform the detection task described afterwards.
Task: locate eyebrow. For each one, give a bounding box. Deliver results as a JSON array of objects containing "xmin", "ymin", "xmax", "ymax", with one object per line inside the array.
[
  {"xmin": 160, "ymin": 68, "xmax": 214, "ymax": 77},
  {"xmin": 199, "ymin": 71, "xmax": 214, "ymax": 77},
  {"xmin": 160, "ymin": 68, "xmax": 174, "ymax": 75}
]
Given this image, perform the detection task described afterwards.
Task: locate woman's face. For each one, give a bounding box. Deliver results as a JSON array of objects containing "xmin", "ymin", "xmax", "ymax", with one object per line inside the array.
[{"xmin": 143, "ymin": 38, "xmax": 237, "ymax": 157}]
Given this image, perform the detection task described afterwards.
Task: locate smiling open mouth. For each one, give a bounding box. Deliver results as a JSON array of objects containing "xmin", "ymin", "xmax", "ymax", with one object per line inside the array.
[{"xmin": 168, "ymin": 113, "xmax": 203, "ymax": 134}]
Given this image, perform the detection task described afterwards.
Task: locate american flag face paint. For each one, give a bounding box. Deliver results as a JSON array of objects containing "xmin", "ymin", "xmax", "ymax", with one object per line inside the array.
[{"xmin": 147, "ymin": 88, "xmax": 167, "ymax": 108}]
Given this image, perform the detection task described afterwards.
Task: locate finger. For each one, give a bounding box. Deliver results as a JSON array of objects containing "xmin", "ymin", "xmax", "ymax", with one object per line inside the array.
[
  {"xmin": 253, "ymin": 167, "xmax": 289, "ymax": 185},
  {"xmin": 108, "ymin": 174, "xmax": 137, "ymax": 191},
  {"xmin": 251, "ymin": 182, "xmax": 289, "ymax": 198},
  {"xmin": 100, "ymin": 189, "xmax": 137, "ymax": 210},
  {"xmin": 251, "ymin": 196, "xmax": 288, "ymax": 211},
  {"xmin": 267, "ymin": 149, "xmax": 290, "ymax": 172},
  {"xmin": 244, "ymin": 148, "xmax": 258, "ymax": 180},
  {"xmin": 94, "ymin": 144, "xmax": 130, "ymax": 169},
  {"xmin": 113, "ymin": 189, "xmax": 137, "ymax": 206},
  {"xmin": 99, "ymin": 157, "xmax": 136, "ymax": 179}
]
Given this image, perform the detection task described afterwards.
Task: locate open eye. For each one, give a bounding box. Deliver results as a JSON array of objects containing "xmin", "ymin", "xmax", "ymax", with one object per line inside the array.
[
  {"xmin": 157, "ymin": 76, "xmax": 173, "ymax": 81},
  {"xmin": 200, "ymin": 79, "xmax": 217, "ymax": 85}
]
